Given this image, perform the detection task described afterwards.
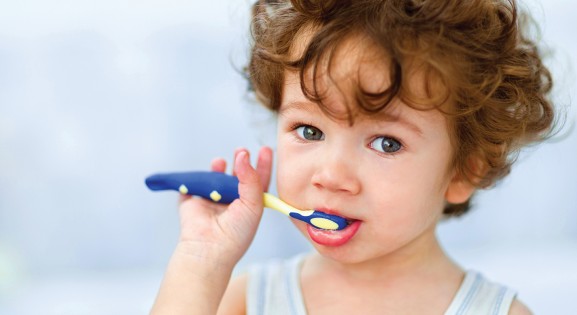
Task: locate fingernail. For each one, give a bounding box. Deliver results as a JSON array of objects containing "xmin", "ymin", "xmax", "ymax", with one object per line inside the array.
[
  {"xmin": 236, "ymin": 150, "xmax": 248, "ymax": 167},
  {"xmin": 234, "ymin": 147, "xmax": 246, "ymax": 157}
]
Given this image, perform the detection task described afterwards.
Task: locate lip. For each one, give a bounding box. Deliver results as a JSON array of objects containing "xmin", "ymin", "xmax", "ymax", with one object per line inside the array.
[
  {"xmin": 306, "ymin": 220, "xmax": 361, "ymax": 246},
  {"xmin": 306, "ymin": 208, "xmax": 361, "ymax": 246}
]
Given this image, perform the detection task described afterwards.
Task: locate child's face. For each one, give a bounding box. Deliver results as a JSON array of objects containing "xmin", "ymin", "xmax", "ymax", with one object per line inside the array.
[{"xmin": 275, "ymin": 38, "xmax": 464, "ymax": 264}]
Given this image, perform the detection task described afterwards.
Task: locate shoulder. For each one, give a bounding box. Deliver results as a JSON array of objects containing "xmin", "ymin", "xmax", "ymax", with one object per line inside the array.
[
  {"xmin": 218, "ymin": 273, "xmax": 248, "ymax": 315},
  {"xmin": 447, "ymin": 270, "xmax": 527, "ymax": 315},
  {"xmin": 508, "ymin": 299, "xmax": 533, "ymax": 315}
]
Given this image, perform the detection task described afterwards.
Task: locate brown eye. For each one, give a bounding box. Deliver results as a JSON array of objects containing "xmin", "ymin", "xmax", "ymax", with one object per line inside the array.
[
  {"xmin": 296, "ymin": 125, "xmax": 325, "ymax": 141},
  {"xmin": 370, "ymin": 136, "xmax": 402, "ymax": 153}
]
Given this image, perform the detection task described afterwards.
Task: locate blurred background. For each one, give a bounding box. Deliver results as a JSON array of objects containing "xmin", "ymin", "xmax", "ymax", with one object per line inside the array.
[{"xmin": 0, "ymin": 0, "xmax": 575, "ymax": 314}]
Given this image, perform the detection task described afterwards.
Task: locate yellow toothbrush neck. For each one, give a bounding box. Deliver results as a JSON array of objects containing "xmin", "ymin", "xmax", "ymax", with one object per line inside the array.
[{"xmin": 263, "ymin": 192, "xmax": 313, "ymax": 216}]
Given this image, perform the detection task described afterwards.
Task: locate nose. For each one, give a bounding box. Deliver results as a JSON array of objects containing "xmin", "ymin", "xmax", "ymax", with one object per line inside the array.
[{"xmin": 310, "ymin": 147, "xmax": 361, "ymax": 195}]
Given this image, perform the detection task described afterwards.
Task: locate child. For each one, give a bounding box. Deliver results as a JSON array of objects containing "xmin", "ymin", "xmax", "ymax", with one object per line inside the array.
[{"xmin": 151, "ymin": 0, "xmax": 555, "ymax": 314}]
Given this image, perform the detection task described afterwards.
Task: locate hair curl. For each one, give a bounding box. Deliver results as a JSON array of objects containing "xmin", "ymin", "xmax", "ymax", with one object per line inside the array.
[{"xmin": 246, "ymin": 0, "xmax": 555, "ymax": 216}]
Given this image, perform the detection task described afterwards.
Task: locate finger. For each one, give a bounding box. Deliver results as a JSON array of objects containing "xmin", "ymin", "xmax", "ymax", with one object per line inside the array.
[
  {"xmin": 255, "ymin": 146, "xmax": 273, "ymax": 192},
  {"xmin": 231, "ymin": 147, "xmax": 246, "ymax": 176},
  {"xmin": 234, "ymin": 150, "xmax": 263, "ymax": 213},
  {"xmin": 178, "ymin": 193, "xmax": 191, "ymax": 205},
  {"xmin": 180, "ymin": 195, "xmax": 225, "ymax": 214},
  {"xmin": 210, "ymin": 157, "xmax": 227, "ymax": 173}
]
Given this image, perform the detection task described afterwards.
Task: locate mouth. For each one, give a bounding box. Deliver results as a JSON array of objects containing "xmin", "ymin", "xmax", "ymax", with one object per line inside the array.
[{"xmin": 306, "ymin": 209, "xmax": 362, "ymax": 246}]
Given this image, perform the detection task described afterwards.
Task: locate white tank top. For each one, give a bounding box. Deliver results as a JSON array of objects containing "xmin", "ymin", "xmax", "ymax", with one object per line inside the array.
[{"xmin": 247, "ymin": 254, "xmax": 517, "ymax": 315}]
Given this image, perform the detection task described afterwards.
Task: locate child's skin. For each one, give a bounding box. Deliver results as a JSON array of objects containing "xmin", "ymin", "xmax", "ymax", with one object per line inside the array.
[{"xmin": 151, "ymin": 28, "xmax": 531, "ymax": 315}]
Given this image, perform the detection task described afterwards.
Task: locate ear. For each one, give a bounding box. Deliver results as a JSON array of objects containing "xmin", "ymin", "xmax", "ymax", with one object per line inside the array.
[
  {"xmin": 444, "ymin": 156, "xmax": 484, "ymax": 204},
  {"xmin": 444, "ymin": 175, "xmax": 476, "ymax": 204}
]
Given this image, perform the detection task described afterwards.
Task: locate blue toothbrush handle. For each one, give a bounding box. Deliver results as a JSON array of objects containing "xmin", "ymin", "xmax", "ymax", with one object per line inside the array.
[{"xmin": 145, "ymin": 171, "xmax": 239, "ymax": 204}]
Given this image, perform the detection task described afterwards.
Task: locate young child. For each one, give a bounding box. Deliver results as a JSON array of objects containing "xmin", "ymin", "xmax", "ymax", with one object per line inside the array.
[{"xmin": 151, "ymin": 0, "xmax": 555, "ymax": 314}]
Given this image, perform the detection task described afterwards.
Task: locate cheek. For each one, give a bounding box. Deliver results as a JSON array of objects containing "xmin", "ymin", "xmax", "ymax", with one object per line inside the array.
[
  {"xmin": 367, "ymin": 180, "xmax": 443, "ymax": 238},
  {"xmin": 275, "ymin": 138, "xmax": 319, "ymax": 204},
  {"xmin": 275, "ymin": 141, "xmax": 301, "ymax": 197},
  {"xmin": 276, "ymin": 165, "xmax": 290, "ymax": 198},
  {"xmin": 366, "ymin": 157, "xmax": 449, "ymax": 217}
]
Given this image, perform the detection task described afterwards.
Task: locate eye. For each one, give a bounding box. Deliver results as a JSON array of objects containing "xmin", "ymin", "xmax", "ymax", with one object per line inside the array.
[
  {"xmin": 370, "ymin": 136, "xmax": 402, "ymax": 153},
  {"xmin": 295, "ymin": 125, "xmax": 325, "ymax": 141}
]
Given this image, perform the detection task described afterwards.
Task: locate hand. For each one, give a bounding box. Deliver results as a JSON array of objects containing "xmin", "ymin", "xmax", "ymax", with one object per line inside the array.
[{"xmin": 175, "ymin": 146, "xmax": 273, "ymax": 268}]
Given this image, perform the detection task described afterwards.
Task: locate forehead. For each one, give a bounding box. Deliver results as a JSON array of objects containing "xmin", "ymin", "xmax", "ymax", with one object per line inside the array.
[
  {"xmin": 284, "ymin": 27, "xmax": 447, "ymax": 121},
  {"xmin": 288, "ymin": 26, "xmax": 392, "ymax": 94}
]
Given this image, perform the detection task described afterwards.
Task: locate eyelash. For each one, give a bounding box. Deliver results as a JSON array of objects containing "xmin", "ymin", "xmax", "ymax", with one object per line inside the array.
[
  {"xmin": 368, "ymin": 135, "xmax": 404, "ymax": 155},
  {"xmin": 289, "ymin": 122, "xmax": 323, "ymax": 141},
  {"xmin": 289, "ymin": 121, "xmax": 311, "ymax": 132},
  {"xmin": 288, "ymin": 122, "xmax": 310, "ymax": 132}
]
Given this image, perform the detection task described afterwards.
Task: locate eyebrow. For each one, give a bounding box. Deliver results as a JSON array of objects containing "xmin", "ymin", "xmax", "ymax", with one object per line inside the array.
[
  {"xmin": 366, "ymin": 111, "xmax": 424, "ymax": 137},
  {"xmin": 280, "ymin": 100, "xmax": 424, "ymax": 137},
  {"xmin": 279, "ymin": 101, "xmax": 321, "ymax": 116}
]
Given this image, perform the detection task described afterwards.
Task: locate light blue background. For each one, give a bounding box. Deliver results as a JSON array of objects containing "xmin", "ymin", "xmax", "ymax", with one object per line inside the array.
[{"xmin": 0, "ymin": 0, "xmax": 575, "ymax": 314}]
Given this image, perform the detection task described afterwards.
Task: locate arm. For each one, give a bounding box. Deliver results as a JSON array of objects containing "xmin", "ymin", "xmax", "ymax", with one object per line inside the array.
[
  {"xmin": 508, "ymin": 299, "xmax": 533, "ymax": 315},
  {"xmin": 150, "ymin": 147, "xmax": 273, "ymax": 315},
  {"xmin": 150, "ymin": 241, "xmax": 236, "ymax": 314},
  {"xmin": 218, "ymin": 274, "xmax": 249, "ymax": 315}
]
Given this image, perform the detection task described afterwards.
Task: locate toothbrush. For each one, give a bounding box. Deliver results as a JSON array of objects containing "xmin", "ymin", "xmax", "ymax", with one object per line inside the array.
[{"xmin": 145, "ymin": 171, "xmax": 348, "ymax": 231}]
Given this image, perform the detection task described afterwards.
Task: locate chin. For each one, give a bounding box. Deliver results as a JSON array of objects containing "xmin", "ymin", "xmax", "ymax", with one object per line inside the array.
[{"xmin": 309, "ymin": 239, "xmax": 370, "ymax": 264}]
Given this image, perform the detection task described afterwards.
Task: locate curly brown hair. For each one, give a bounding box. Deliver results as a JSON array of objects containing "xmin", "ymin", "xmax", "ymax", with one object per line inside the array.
[{"xmin": 245, "ymin": 0, "xmax": 555, "ymax": 216}]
